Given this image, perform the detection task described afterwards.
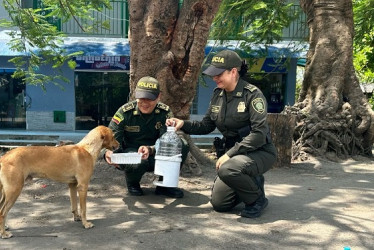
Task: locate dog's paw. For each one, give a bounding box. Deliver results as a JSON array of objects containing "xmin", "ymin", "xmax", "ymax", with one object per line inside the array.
[
  {"xmin": 1, "ymin": 231, "xmax": 13, "ymax": 239},
  {"xmin": 83, "ymin": 221, "xmax": 95, "ymax": 229},
  {"xmin": 73, "ymin": 215, "xmax": 82, "ymax": 222}
]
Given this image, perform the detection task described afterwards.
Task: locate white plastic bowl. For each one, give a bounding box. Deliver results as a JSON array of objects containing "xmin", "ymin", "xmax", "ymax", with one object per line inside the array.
[{"xmin": 111, "ymin": 153, "xmax": 142, "ymax": 164}]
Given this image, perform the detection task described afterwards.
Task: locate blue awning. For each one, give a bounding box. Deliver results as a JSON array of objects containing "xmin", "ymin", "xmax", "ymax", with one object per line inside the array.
[
  {"xmin": 0, "ymin": 41, "xmax": 28, "ymax": 56},
  {"xmin": 0, "ymin": 30, "xmax": 130, "ymax": 57},
  {"xmin": 63, "ymin": 37, "xmax": 130, "ymax": 56},
  {"xmin": 0, "ymin": 38, "xmax": 130, "ymax": 57},
  {"xmin": 204, "ymin": 40, "xmax": 308, "ymax": 59},
  {"xmin": 1, "ymin": 30, "xmax": 307, "ymax": 61},
  {"xmin": 0, "ymin": 30, "xmax": 30, "ymax": 56}
]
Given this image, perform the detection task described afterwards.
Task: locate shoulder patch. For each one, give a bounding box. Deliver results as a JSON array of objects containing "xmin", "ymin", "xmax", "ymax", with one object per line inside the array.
[
  {"xmin": 122, "ymin": 101, "xmax": 136, "ymax": 112},
  {"xmin": 244, "ymin": 83, "xmax": 258, "ymax": 93},
  {"xmin": 252, "ymin": 98, "xmax": 265, "ymax": 114},
  {"xmin": 156, "ymin": 102, "xmax": 170, "ymax": 111}
]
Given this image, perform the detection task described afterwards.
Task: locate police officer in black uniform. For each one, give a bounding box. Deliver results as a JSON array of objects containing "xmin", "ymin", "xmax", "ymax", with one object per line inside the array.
[
  {"xmin": 167, "ymin": 50, "xmax": 277, "ymax": 217},
  {"xmin": 103, "ymin": 76, "xmax": 186, "ymax": 198}
]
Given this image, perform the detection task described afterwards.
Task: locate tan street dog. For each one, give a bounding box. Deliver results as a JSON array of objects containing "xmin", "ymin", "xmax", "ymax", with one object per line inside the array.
[{"xmin": 0, "ymin": 125, "xmax": 119, "ymax": 239}]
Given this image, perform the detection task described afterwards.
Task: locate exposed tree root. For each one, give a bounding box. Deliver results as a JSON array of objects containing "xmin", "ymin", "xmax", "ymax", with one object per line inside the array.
[{"xmin": 284, "ymin": 105, "xmax": 369, "ymax": 162}]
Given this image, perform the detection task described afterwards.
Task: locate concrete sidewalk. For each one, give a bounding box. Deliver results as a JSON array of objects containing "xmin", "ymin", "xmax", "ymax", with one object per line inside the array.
[{"xmin": 0, "ymin": 129, "xmax": 220, "ymax": 148}]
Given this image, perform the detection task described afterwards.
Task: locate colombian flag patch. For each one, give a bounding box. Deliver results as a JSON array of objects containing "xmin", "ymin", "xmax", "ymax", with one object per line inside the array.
[{"xmin": 111, "ymin": 115, "xmax": 122, "ymax": 124}]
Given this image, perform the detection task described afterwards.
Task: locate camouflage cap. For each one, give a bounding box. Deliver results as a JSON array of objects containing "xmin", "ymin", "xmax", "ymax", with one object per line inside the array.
[
  {"xmin": 135, "ymin": 76, "xmax": 160, "ymax": 100},
  {"xmin": 203, "ymin": 50, "xmax": 242, "ymax": 76}
]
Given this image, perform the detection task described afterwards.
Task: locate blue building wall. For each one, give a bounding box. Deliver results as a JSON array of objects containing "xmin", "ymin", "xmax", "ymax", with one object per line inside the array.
[
  {"xmin": 25, "ymin": 63, "xmax": 76, "ymax": 130},
  {"xmin": 27, "ymin": 64, "xmax": 75, "ymax": 112},
  {"xmin": 197, "ymin": 76, "xmax": 216, "ymax": 115}
]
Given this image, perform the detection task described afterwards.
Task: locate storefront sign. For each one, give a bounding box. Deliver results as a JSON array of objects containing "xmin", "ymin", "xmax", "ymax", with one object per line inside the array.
[
  {"xmin": 249, "ymin": 58, "xmax": 288, "ymax": 73},
  {"xmin": 74, "ymin": 56, "xmax": 130, "ymax": 71}
]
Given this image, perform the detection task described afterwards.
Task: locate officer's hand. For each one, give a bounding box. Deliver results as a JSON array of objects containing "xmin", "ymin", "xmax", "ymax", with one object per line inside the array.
[
  {"xmin": 138, "ymin": 146, "xmax": 149, "ymax": 159},
  {"xmin": 216, "ymin": 153, "xmax": 230, "ymax": 170},
  {"xmin": 166, "ymin": 118, "xmax": 184, "ymax": 130},
  {"xmin": 105, "ymin": 150, "xmax": 120, "ymax": 169},
  {"xmin": 105, "ymin": 150, "xmax": 114, "ymax": 163}
]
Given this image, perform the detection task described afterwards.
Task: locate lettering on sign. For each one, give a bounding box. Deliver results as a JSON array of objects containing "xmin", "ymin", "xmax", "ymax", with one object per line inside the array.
[{"xmin": 75, "ymin": 56, "xmax": 121, "ymax": 63}]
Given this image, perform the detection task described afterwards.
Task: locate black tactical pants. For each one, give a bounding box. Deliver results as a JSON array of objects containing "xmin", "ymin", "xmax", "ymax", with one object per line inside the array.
[
  {"xmin": 210, "ymin": 143, "xmax": 277, "ymax": 212},
  {"xmin": 122, "ymin": 140, "xmax": 189, "ymax": 186},
  {"xmin": 122, "ymin": 148, "xmax": 155, "ymax": 186}
]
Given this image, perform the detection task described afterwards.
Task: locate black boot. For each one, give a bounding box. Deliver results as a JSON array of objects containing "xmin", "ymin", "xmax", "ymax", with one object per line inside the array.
[
  {"xmin": 240, "ymin": 175, "xmax": 267, "ymax": 218},
  {"xmin": 155, "ymin": 186, "xmax": 184, "ymax": 198},
  {"xmin": 127, "ymin": 183, "xmax": 144, "ymax": 196},
  {"xmin": 240, "ymin": 196, "xmax": 268, "ymax": 218}
]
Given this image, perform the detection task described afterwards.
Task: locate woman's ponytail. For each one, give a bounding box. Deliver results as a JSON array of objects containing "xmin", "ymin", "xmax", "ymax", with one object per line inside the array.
[{"xmin": 238, "ymin": 60, "xmax": 248, "ymax": 77}]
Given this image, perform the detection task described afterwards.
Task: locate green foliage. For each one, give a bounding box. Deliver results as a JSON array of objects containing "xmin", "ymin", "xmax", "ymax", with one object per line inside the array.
[
  {"xmin": 210, "ymin": 0, "xmax": 298, "ymax": 44},
  {"xmin": 0, "ymin": 0, "xmax": 110, "ymax": 88},
  {"xmin": 353, "ymin": 0, "xmax": 374, "ymax": 84}
]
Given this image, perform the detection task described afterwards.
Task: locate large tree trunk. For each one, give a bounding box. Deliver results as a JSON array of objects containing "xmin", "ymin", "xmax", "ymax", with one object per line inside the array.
[
  {"xmin": 285, "ymin": 0, "xmax": 374, "ymax": 161},
  {"xmin": 267, "ymin": 113, "xmax": 296, "ymax": 168},
  {"xmin": 127, "ymin": 0, "xmax": 222, "ymax": 172},
  {"xmin": 128, "ymin": 0, "xmax": 221, "ymax": 119}
]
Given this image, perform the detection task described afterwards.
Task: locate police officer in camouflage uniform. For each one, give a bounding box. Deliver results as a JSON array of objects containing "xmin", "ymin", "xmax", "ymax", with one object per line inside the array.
[
  {"xmin": 103, "ymin": 76, "xmax": 185, "ymax": 198},
  {"xmin": 167, "ymin": 50, "xmax": 277, "ymax": 218}
]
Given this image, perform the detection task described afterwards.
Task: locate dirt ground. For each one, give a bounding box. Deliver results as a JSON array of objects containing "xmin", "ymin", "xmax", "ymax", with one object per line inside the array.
[{"xmin": 1, "ymin": 151, "xmax": 374, "ymax": 250}]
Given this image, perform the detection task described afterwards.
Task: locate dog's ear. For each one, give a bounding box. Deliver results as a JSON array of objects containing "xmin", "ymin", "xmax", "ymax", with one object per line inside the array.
[{"xmin": 99, "ymin": 126, "xmax": 107, "ymax": 140}]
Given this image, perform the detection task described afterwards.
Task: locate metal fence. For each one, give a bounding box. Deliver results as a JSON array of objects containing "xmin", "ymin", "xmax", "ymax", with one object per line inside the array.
[
  {"xmin": 282, "ymin": 5, "xmax": 309, "ymax": 41},
  {"xmin": 60, "ymin": 0, "xmax": 129, "ymax": 38},
  {"xmin": 35, "ymin": 1, "xmax": 306, "ymax": 41}
]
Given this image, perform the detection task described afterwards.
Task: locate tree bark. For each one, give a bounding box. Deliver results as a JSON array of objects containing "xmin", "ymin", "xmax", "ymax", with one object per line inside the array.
[
  {"xmin": 285, "ymin": 0, "xmax": 374, "ymax": 161},
  {"xmin": 267, "ymin": 113, "xmax": 296, "ymax": 168},
  {"xmin": 128, "ymin": 0, "xmax": 221, "ymax": 119}
]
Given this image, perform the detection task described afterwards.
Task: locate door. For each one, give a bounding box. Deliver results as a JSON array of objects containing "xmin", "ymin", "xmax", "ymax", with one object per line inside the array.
[
  {"xmin": 75, "ymin": 71, "xmax": 130, "ymax": 130},
  {"xmin": 0, "ymin": 71, "xmax": 26, "ymax": 128}
]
